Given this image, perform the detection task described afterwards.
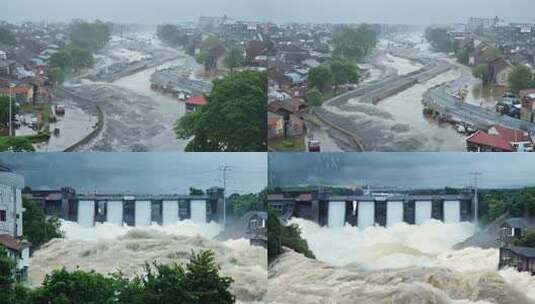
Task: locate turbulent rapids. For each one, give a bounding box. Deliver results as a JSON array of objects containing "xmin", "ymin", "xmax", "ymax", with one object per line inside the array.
[
  {"xmin": 267, "ymin": 219, "xmax": 535, "ymax": 304},
  {"xmin": 29, "ymin": 221, "xmax": 267, "ymax": 303}
]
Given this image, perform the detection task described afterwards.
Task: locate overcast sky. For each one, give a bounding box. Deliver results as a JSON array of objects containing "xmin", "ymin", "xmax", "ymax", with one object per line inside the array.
[
  {"xmin": 0, "ymin": 153, "xmax": 266, "ymax": 194},
  {"xmin": 269, "ymin": 153, "xmax": 535, "ymax": 190},
  {"xmin": 2, "ymin": 0, "xmax": 535, "ymax": 25}
]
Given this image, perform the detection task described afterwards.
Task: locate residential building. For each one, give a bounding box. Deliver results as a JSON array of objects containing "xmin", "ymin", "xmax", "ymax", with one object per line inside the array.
[
  {"xmin": 0, "ymin": 85, "xmax": 34, "ymax": 104},
  {"xmin": 0, "ymin": 165, "xmax": 29, "ymax": 282},
  {"xmin": 268, "ymin": 112, "xmax": 284, "ymax": 139},
  {"xmin": 500, "ymin": 217, "xmax": 535, "ymax": 246},
  {"xmin": 499, "ymin": 246, "xmax": 535, "ymax": 274},
  {"xmin": 466, "ymin": 130, "xmax": 514, "ymax": 152},
  {"xmin": 184, "ymin": 95, "xmax": 208, "ymax": 113}
]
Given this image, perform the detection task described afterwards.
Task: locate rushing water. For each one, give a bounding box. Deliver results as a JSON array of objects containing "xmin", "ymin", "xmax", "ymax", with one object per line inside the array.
[
  {"xmin": 266, "ymin": 218, "xmax": 535, "ymax": 304},
  {"xmin": 29, "ymin": 220, "xmax": 267, "ymax": 303}
]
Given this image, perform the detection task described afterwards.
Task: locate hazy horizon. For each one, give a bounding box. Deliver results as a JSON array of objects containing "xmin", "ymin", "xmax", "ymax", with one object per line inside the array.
[{"xmin": 2, "ymin": 0, "xmax": 535, "ymax": 25}]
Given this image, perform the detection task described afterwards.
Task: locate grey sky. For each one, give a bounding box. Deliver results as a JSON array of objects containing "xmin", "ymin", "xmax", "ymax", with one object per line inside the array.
[
  {"xmin": 2, "ymin": 0, "xmax": 535, "ymax": 25},
  {"xmin": 269, "ymin": 153, "xmax": 535, "ymax": 190},
  {"xmin": 0, "ymin": 153, "xmax": 267, "ymax": 194}
]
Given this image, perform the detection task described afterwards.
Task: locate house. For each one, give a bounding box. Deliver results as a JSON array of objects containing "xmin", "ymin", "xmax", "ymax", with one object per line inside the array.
[
  {"xmin": 487, "ymin": 125, "xmax": 533, "ymax": 152},
  {"xmin": 0, "ymin": 85, "xmax": 34, "ymax": 104},
  {"xmin": 0, "ymin": 59, "xmax": 16, "ymax": 77},
  {"xmin": 0, "ymin": 165, "xmax": 28, "ymax": 282},
  {"xmin": 268, "ymin": 112, "xmax": 284, "ymax": 139},
  {"xmin": 245, "ymin": 211, "xmax": 267, "ymax": 248},
  {"xmin": 287, "ymin": 113, "xmax": 305, "ymax": 137},
  {"xmin": 184, "ymin": 95, "xmax": 208, "ymax": 113},
  {"xmin": 488, "ymin": 57, "xmax": 513, "ymax": 86},
  {"xmin": 466, "ymin": 130, "xmax": 514, "ymax": 152},
  {"xmin": 500, "ymin": 217, "xmax": 535, "ymax": 245},
  {"xmin": 499, "ymin": 246, "xmax": 535, "ymax": 274}
]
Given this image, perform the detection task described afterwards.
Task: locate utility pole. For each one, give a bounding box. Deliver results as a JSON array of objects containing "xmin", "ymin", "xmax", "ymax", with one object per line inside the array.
[
  {"xmin": 8, "ymin": 83, "xmax": 13, "ymax": 137},
  {"xmin": 471, "ymin": 172, "xmax": 482, "ymax": 228},
  {"xmin": 219, "ymin": 165, "xmax": 231, "ymax": 227}
]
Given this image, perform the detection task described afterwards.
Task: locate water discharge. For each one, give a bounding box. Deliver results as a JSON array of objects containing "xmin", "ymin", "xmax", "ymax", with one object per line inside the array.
[
  {"xmin": 266, "ymin": 218, "xmax": 535, "ymax": 303},
  {"xmin": 29, "ymin": 220, "xmax": 267, "ymax": 303}
]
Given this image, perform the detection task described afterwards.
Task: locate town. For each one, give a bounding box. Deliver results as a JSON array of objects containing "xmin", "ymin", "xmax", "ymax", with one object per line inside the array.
[
  {"xmin": 0, "ymin": 16, "xmax": 267, "ymax": 152},
  {"xmin": 267, "ymin": 17, "xmax": 535, "ymax": 152}
]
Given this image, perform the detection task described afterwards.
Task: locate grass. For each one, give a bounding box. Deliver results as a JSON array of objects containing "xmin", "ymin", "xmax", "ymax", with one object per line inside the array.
[{"xmin": 269, "ymin": 136, "xmax": 306, "ymax": 152}]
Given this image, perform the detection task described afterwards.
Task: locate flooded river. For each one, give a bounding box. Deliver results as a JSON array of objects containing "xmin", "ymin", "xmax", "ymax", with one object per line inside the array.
[{"xmin": 266, "ymin": 218, "xmax": 535, "ymax": 304}]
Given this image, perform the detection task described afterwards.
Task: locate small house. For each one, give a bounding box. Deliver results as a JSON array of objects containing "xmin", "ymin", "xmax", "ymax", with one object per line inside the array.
[
  {"xmin": 500, "ymin": 217, "xmax": 535, "ymax": 245},
  {"xmin": 184, "ymin": 95, "xmax": 207, "ymax": 113},
  {"xmin": 499, "ymin": 246, "xmax": 535, "ymax": 274},
  {"xmin": 0, "ymin": 235, "xmax": 30, "ymax": 281}
]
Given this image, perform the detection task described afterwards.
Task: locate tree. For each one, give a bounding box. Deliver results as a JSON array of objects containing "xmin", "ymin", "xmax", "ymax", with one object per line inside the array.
[
  {"xmin": 0, "ymin": 247, "xmax": 15, "ymax": 304},
  {"xmin": 486, "ymin": 198, "xmax": 508, "ymax": 222},
  {"xmin": 48, "ymin": 67, "xmax": 65, "ymax": 85},
  {"xmin": 228, "ymin": 191, "xmax": 266, "ymax": 217},
  {"xmin": 189, "ymin": 188, "xmax": 205, "ymax": 196},
  {"xmin": 66, "ymin": 45, "xmax": 94, "ymax": 70},
  {"xmin": 0, "ymin": 137, "xmax": 35, "ymax": 152},
  {"xmin": 519, "ymin": 187, "xmax": 535, "ymax": 217},
  {"xmin": 308, "ymin": 65, "xmax": 334, "ymax": 93},
  {"xmin": 332, "ymin": 25, "xmax": 378, "ymax": 61},
  {"xmin": 49, "ymin": 50, "xmax": 73, "ymax": 70},
  {"xmin": 472, "ymin": 64, "xmax": 491, "ymax": 84},
  {"xmin": 304, "ymin": 88, "xmax": 323, "ymax": 106},
  {"xmin": 268, "ymin": 209, "xmax": 315, "ymax": 260},
  {"xmin": 195, "ymin": 36, "xmax": 224, "ymax": 72},
  {"xmin": 0, "ymin": 96, "xmax": 19, "ymax": 127},
  {"xmin": 157, "ymin": 25, "xmax": 188, "ymax": 47},
  {"xmin": 513, "ymin": 231, "xmax": 535, "ymax": 247},
  {"xmin": 22, "ymin": 199, "xmax": 63, "ymax": 252},
  {"xmin": 508, "ymin": 65, "xmax": 535, "ymax": 94},
  {"xmin": 175, "ymin": 70, "xmax": 267, "ymax": 152},
  {"xmin": 223, "ymin": 48, "xmax": 244, "ymax": 72},
  {"xmin": 69, "ymin": 20, "xmax": 111, "ymax": 52},
  {"xmin": 425, "ymin": 27, "xmax": 454, "ymax": 53},
  {"xmin": 30, "ymin": 268, "xmax": 117, "ymax": 304},
  {"xmin": 330, "ymin": 58, "xmax": 360, "ymax": 88},
  {"xmin": 0, "ymin": 26, "xmax": 16, "ymax": 45}
]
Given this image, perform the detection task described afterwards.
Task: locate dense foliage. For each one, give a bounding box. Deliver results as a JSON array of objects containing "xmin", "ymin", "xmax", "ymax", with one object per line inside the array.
[
  {"xmin": 508, "ymin": 65, "xmax": 535, "ymax": 94},
  {"xmin": 306, "ymin": 58, "xmax": 360, "ymax": 104},
  {"xmin": 0, "ymin": 26, "xmax": 16, "ymax": 45},
  {"xmin": 1, "ymin": 250, "xmax": 235, "ymax": 304},
  {"xmin": 332, "ymin": 25, "xmax": 378, "ymax": 61},
  {"xmin": 223, "ymin": 48, "xmax": 245, "ymax": 72},
  {"xmin": 513, "ymin": 231, "xmax": 535, "ymax": 247},
  {"xmin": 0, "ymin": 96, "xmax": 20, "ymax": 127},
  {"xmin": 472, "ymin": 64, "xmax": 491, "ymax": 84},
  {"xmin": 49, "ymin": 44, "xmax": 95, "ymax": 73},
  {"xmin": 157, "ymin": 24, "xmax": 189, "ymax": 47},
  {"xmin": 175, "ymin": 70, "xmax": 267, "ymax": 152},
  {"xmin": 69, "ymin": 20, "xmax": 111, "ymax": 52},
  {"xmin": 268, "ymin": 209, "xmax": 315, "ymax": 261},
  {"xmin": 22, "ymin": 199, "xmax": 63, "ymax": 252},
  {"xmin": 195, "ymin": 36, "xmax": 225, "ymax": 72},
  {"xmin": 228, "ymin": 190, "xmax": 267, "ymax": 217},
  {"xmin": 425, "ymin": 27, "xmax": 454, "ymax": 53}
]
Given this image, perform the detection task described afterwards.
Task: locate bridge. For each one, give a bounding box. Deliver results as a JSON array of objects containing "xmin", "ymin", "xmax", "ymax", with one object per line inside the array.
[{"xmin": 269, "ymin": 192, "xmax": 475, "ymax": 228}]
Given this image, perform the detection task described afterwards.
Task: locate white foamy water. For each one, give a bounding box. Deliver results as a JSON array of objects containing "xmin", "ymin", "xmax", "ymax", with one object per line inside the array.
[
  {"xmin": 30, "ymin": 221, "xmax": 267, "ymax": 303},
  {"xmin": 267, "ymin": 218, "xmax": 535, "ymax": 304}
]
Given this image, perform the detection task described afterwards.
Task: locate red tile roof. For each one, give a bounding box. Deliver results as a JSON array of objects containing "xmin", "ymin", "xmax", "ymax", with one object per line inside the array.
[
  {"xmin": 0, "ymin": 234, "xmax": 29, "ymax": 251},
  {"xmin": 0, "ymin": 86, "xmax": 30, "ymax": 95},
  {"xmin": 184, "ymin": 95, "xmax": 207, "ymax": 106},
  {"xmin": 491, "ymin": 125, "xmax": 532, "ymax": 143},
  {"xmin": 467, "ymin": 130, "xmax": 514, "ymax": 151}
]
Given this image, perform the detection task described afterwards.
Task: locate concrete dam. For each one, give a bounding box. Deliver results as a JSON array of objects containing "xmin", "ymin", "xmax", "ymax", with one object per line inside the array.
[
  {"xmin": 269, "ymin": 192, "xmax": 475, "ymax": 228},
  {"xmin": 23, "ymin": 187, "xmax": 225, "ymax": 228}
]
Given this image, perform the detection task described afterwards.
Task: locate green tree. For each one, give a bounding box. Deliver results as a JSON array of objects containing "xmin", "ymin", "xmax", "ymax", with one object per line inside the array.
[
  {"xmin": 196, "ymin": 36, "xmax": 224, "ymax": 72},
  {"xmin": 0, "ymin": 26, "xmax": 16, "ymax": 45},
  {"xmin": 472, "ymin": 64, "xmax": 491, "ymax": 84},
  {"xmin": 0, "ymin": 96, "xmax": 19, "ymax": 127},
  {"xmin": 228, "ymin": 191, "xmax": 266, "ymax": 217},
  {"xmin": 425, "ymin": 27, "xmax": 454, "ymax": 53},
  {"xmin": 308, "ymin": 65, "xmax": 334, "ymax": 93},
  {"xmin": 69, "ymin": 20, "xmax": 111, "ymax": 52},
  {"xmin": 304, "ymin": 88, "xmax": 323, "ymax": 106},
  {"xmin": 22, "ymin": 199, "xmax": 63, "ymax": 251},
  {"xmin": 48, "ymin": 67, "xmax": 65, "ymax": 85},
  {"xmin": 330, "ymin": 58, "xmax": 360, "ymax": 89},
  {"xmin": 157, "ymin": 24, "xmax": 188, "ymax": 47},
  {"xmin": 175, "ymin": 70, "xmax": 267, "ymax": 152},
  {"xmin": 268, "ymin": 209, "xmax": 315, "ymax": 260},
  {"xmin": 332, "ymin": 25, "xmax": 378, "ymax": 61},
  {"xmin": 30, "ymin": 268, "xmax": 116, "ymax": 304},
  {"xmin": 508, "ymin": 65, "xmax": 535, "ymax": 94},
  {"xmin": 49, "ymin": 50, "xmax": 73, "ymax": 70},
  {"xmin": 66, "ymin": 45, "xmax": 94, "ymax": 70},
  {"xmin": 519, "ymin": 187, "xmax": 535, "ymax": 217},
  {"xmin": 0, "ymin": 137, "xmax": 35, "ymax": 152},
  {"xmin": 513, "ymin": 231, "xmax": 535, "ymax": 247},
  {"xmin": 0, "ymin": 247, "xmax": 15, "ymax": 304},
  {"xmin": 223, "ymin": 48, "xmax": 245, "ymax": 72},
  {"xmin": 486, "ymin": 198, "xmax": 508, "ymax": 222}
]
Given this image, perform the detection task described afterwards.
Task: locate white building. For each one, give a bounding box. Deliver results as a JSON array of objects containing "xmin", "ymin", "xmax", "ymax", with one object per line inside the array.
[{"xmin": 0, "ymin": 165, "xmax": 29, "ymax": 281}]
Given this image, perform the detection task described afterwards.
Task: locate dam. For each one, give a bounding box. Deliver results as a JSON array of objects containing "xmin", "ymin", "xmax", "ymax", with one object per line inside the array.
[
  {"xmin": 269, "ymin": 191, "xmax": 474, "ymax": 228},
  {"xmin": 23, "ymin": 187, "xmax": 225, "ymax": 227}
]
